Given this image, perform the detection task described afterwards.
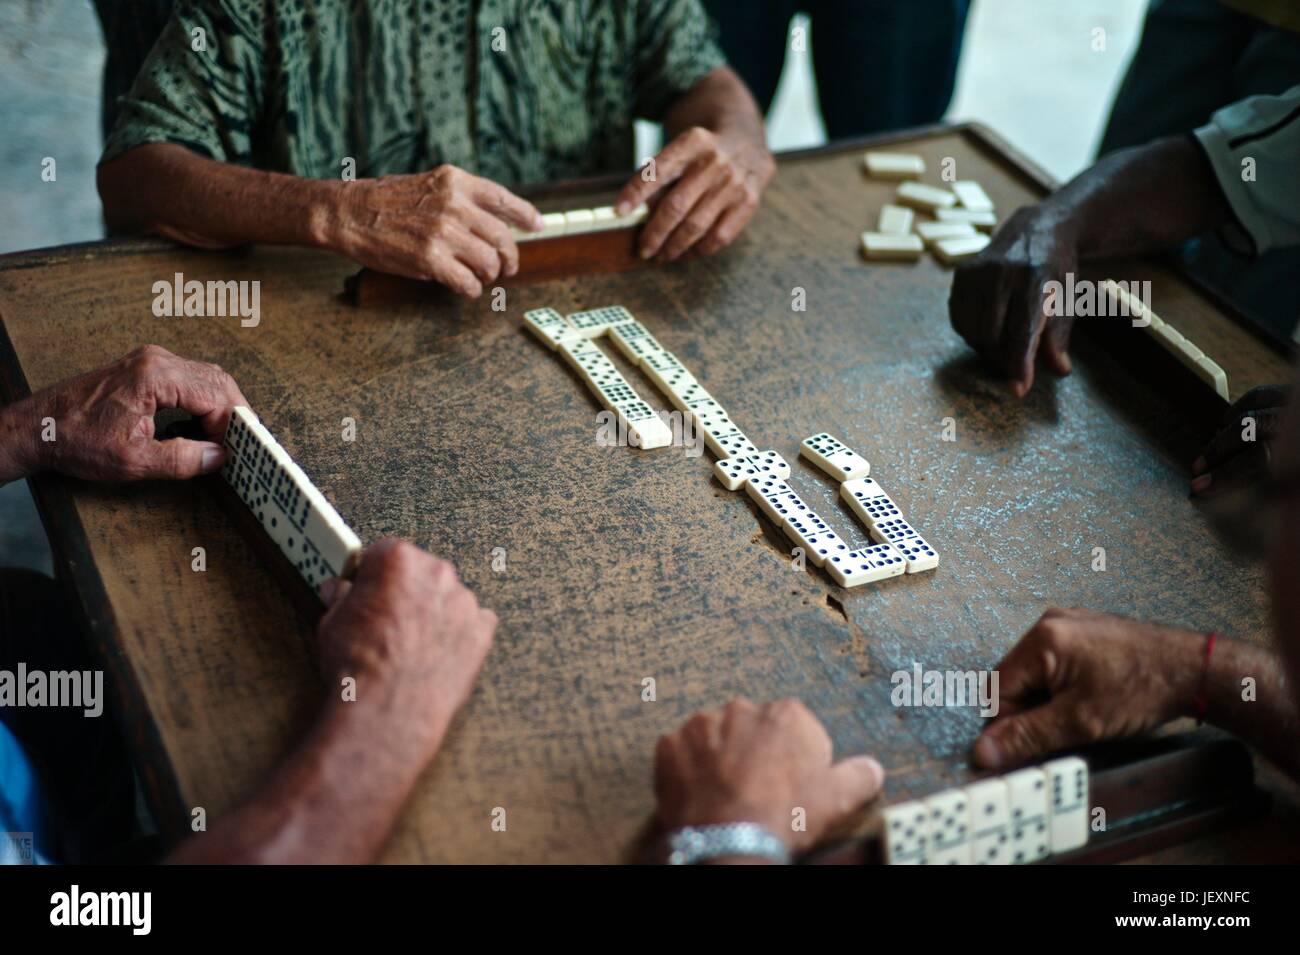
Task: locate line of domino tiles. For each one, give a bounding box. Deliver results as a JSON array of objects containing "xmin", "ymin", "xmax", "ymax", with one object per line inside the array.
[
  {"xmin": 524, "ymin": 306, "xmax": 939, "ymax": 588},
  {"xmin": 884, "ymin": 756, "xmax": 1089, "ymax": 864},
  {"xmin": 1102, "ymin": 279, "xmax": 1229, "ymax": 400},
  {"xmin": 510, "ymin": 203, "xmax": 650, "ymax": 242},
  {"xmin": 221, "ymin": 406, "xmax": 363, "ymax": 598},
  {"xmin": 861, "ymin": 154, "xmax": 1231, "ymax": 401},
  {"xmin": 861, "ymin": 151, "xmax": 995, "ymax": 266}
]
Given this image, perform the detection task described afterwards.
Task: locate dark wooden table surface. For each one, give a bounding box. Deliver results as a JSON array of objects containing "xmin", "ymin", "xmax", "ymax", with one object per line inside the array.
[{"xmin": 1, "ymin": 125, "xmax": 1297, "ymax": 863}]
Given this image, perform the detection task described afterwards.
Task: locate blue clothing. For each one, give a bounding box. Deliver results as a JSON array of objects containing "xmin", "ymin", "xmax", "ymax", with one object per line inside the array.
[
  {"xmin": 0, "ymin": 569, "xmax": 134, "ymax": 863},
  {"xmin": 0, "ymin": 722, "xmax": 52, "ymax": 864}
]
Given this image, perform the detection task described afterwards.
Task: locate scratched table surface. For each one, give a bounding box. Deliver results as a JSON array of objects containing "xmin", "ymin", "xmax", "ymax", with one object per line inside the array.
[{"xmin": 1, "ymin": 125, "xmax": 1297, "ymax": 863}]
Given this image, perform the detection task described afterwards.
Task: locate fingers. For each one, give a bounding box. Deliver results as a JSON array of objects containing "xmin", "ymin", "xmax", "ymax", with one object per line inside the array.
[
  {"xmin": 698, "ymin": 196, "xmax": 755, "ymax": 256},
  {"xmin": 677, "ymin": 707, "xmax": 724, "ymax": 759},
  {"xmin": 314, "ymin": 577, "xmax": 356, "ymax": 640},
  {"xmin": 430, "ymin": 254, "xmax": 484, "ymax": 298},
  {"xmin": 466, "ymin": 206, "xmax": 521, "ymax": 278},
  {"xmin": 947, "ymin": 204, "xmax": 1077, "ymax": 398},
  {"xmin": 435, "ymin": 219, "xmax": 503, "ymax": 291},
  {"xmin": 1191, "ymin": 388, "xmax": 1287, "ymax": 493},
  {"xmin": 132, "ymin": 346, "xmax": 249, "ymax": 440},
  {"xmin": 722, "ymin": 695, "xmax": 758, "ymax": 733},
  {"xmin": 350, "ymin": 538, "xmax": 416, "ymax": 588},
  {"xmin": 638, "ymin": 158, "xmax": 719, "ymax": 260},
  {"xmin": 468, "ymin": 176, "xmax": 543, "ymax": 232},
  {"xmin": 990, "ymin": 618, "xmax": 1062, "ymax": 712},
  {"xmin": 134, "ymin": 436, "xmax": 226, "ymax": 480},
  {"xmin": 616, "ymin": 164, "xmax": 663, "ymax": 217},
  {"xmin": 319, "ymin": 577, "xmax": 352, "ymax": 607},
  {"xmin": 1194, "ymin": 406, "xmax": 1282, "ymax": 476},
  {"xmin": 659, "ymin": 176, "xmax": 742, "ymax": 262},
  {"xmin": 825, "ymin": 755, "xmax": 886, "ymax": 812},
  {"xmin": 616, "ymin": 129, "xmax": 708, "ymax": 214},
  {"xmin": 972, "ymin": 698, "xmax": 1081, "ymax": 769},
  {"xmin": 949, "ymin": 263, "xmax": 1012, "ymax": 376},
  {"xmin": 1040, "ymin": 311, "xmax": 1074, "ymax": 378},
  {"xmin": 761, "ymin": 697, "xmax": 832, "ymax": 765},
  {"xmin": 997, "ymin": 266, "xmax": 1049, "ymax": 398},
  {"xmin": 1191, "ymin": 440, "xmax": 1272, "ymax": 497}
]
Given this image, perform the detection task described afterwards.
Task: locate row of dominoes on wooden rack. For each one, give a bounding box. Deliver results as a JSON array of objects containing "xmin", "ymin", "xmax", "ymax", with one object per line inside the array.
[
  {"xmin": 524, "ymin": 306, "xmax": 939, "ymax": 589},
  {"xmin": 220, "ymin": 407, "xmax": 363, "ymax": 600},
  {"xmin": 860, "ymin": 151, "xmax": 996, "ymax": 265},
  {"xmin": 884, "ymin": 756, "xmax": 1089, "ymax": 864},
  {"xmin": 1101, "ymin": 280, "xmax": 1229, "ymax": 400},
  {"xmin": 512, "ymin": 203, "xmax": 650, "ymax": 243}
]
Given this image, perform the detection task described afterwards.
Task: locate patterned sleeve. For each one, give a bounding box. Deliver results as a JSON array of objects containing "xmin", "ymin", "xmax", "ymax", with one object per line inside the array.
[
  {"xmin": 632, "ymin": 0, "xmax": 728, "ymax": 121},
  {"xmin": 100, "ymin": 0, "xmax": 265, "ymax": 166}
]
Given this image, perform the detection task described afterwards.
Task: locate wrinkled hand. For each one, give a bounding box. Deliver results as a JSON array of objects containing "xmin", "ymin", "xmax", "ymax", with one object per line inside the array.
[
  {"xmin": 948, "ymin": 205, "xmax": 1077, "ymax": 397},
  {"xmin": 0, "ymin": 344, "xmax": 246, "ymax": 482},
  {"xmin": 973, "ymin": 608, "xmax": 1203, "ymax": 769},
  {"xmin": 330, "ymin": 165, "xmax": 543, "ymax": 295},
  {"xmin": 316, "ymin": 540, "xmax": 496, "ymax": 746},
  {"xmin": 654, "ymin": 697, "xmax": 884, "ymax": 855},
  {"xmin": 617, "ymin": 126, "xmax": 774, "ymax": 263},
  {"xmin": 1191, "ymin": 384, "xmax": 1288, "ymax": 497}
]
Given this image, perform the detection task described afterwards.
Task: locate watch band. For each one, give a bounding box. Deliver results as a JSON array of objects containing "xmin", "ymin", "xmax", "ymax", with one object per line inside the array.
[{"xmin": 664, "ymin": 823, "xmax": 791, "ymax": 865}]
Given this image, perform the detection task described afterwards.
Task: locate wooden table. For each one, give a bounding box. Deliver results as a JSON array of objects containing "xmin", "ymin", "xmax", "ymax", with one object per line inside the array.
[{"xmin": 1, "ymin": 125, "xmax": 1296, "ymax": 863}]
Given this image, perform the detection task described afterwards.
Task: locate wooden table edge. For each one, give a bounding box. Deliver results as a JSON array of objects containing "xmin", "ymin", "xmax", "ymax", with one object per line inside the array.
[{"xmin": 0, "ymin": 317, "xmax": 191, "ymax": 841}]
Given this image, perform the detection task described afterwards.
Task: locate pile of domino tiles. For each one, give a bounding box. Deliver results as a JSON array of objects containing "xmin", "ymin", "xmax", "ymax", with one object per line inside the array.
[{"xmin": 860, "ymin": 151, "xmax": 996, "ymax": 266}]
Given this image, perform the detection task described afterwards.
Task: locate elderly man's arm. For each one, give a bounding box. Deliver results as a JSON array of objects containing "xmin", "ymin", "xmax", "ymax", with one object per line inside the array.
[
  {"xmin": 98, "ymin": 144, "xmax": 542, "ymax": 298},
  {"xmin": 0, "ymin": 344, "xmax": 247, "ymax": 485},
  {"xmin": 167, "ymin": 540, "xmax": 496, "ymax": 864},
  {"xmin": 617, "ymin": 66, "xmax": 774, "ymax": 262},
  {"xmin": 970, "ymin": 608, "xmax": 1300, "ymax": 782}
]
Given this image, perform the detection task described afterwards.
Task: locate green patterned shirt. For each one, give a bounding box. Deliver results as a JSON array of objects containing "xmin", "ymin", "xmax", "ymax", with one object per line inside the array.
[{"xmin": 101, "ymin": 0, "xmax": 726, "ymax": 186}]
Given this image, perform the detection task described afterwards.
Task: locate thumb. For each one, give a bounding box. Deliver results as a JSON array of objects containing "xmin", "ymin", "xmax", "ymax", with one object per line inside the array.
[
  {"xmin": 138, "ymin": 438, "xmax": 225, "ymax": 480},
  {"xmin": 973, "ymin": 702, "xmax": 1075, "ymax": 770},
  {"xmin": 825, "ymin": 755, "xmax": 886, "ymax": 814},
  {"xmin": 319, "ymin": 577, "xmax": 352, "ymax": 608}
]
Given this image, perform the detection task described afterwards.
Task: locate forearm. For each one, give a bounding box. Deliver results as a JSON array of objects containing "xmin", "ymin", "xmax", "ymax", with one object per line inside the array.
[
  {"xmin": 663, "ymin": 67, "xmax": 767, "ymax": 153},
  {"xmin": 97, "ymin": 143, "xmax": 343, "ymax": 251},
  {"xmin": 1198, "ymin": 637, "xmax": 1300, "ymax": 780},
  {"xmin": 166, "ymin": 691, "xmax": 453, "ymax": 864},
  {"xmin": 1039, "ymin": 136, "xmax": 1232, "ymax": 260},
  {"xmin": 0, "ymin": 397, "xmax": 39, "ymax": 484}
]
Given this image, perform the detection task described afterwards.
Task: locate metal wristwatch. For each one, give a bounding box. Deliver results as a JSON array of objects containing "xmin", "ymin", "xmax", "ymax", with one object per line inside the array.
[{"xmin": 664, "ymin": 823, "xmax": 791, "ymax": 865}]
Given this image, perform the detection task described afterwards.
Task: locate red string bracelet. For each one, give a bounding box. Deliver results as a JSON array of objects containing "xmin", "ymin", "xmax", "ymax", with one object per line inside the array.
[{"xmin": 1194, "ymin": 631, "xmax": 1218, "ymax": 725}]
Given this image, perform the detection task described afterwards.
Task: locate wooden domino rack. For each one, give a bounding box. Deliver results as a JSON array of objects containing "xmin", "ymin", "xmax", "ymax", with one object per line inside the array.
[
  {"xmin": 803, "ymin": 733, "xmax": 1267, "ymax": 866},
  {"xmin": 345, "ymin": 202, "xmax": 652, "ymax": 307}
]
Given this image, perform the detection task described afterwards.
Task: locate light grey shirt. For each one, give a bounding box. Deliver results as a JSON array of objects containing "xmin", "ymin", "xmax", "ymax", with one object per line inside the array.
[{"xmin": 1194, "ymin": 84, "xmax": 1300, "ymax": 257}]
